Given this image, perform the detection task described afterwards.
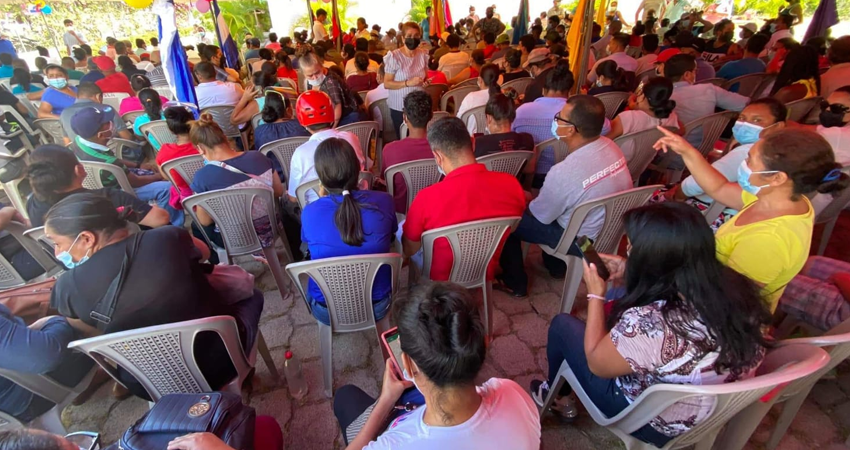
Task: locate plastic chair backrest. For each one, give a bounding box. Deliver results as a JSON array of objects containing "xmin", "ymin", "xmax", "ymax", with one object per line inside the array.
[
  {"xmin": 277, "ymin": 78, "xmax": 297, "ymax": 90},
  {"xmin": 600, "ymin": 344, "xmax": 829, "ymax": 449},
  {"xmin": 3, "ymin": 221, "xmax": 59, "ymax": 275},
  {"xmin": 440, "ymin": 85, "xmax": 478, "ymax": 114},
  {"xmin": 200, "ymin": 106, "xmax": 240, "ymax": 138},
  {"xmin": 551, "ymin": 185, "xmax": 661, "ymax": 256},
  {"xmin": 613, "ymin": 126, "xmax": 668, "ymax": 182},
  {"xmin": 121, "ymin": 111, "xmax": 145, "ymax": 125},
  {"xmin": 502, "ymin": 77, "xmax": 534, "ymax": 96},
  {"xmin": 786, "ymin": 96, "xmax": 822, "ymax": 123},
  {"xmin": 385, "ymin": 158, "xmax": 442, "ymax": 213},
  {"xmin": 425, "ymin": 83, "xmax": 448, "ymax": 111},
  {"xmin": 535, "ymin": 138, "xmax": 569, "ymax": 166},
  {"xmin": 454, "ymin": 78, "xmax": 479, "ymax": 89},
  {"xmin": 14, "ymin": 94, "xmax": 40, "ymax": 119},
  {"xmin": 139, "ymin": 120, "xmax": 178, "ymax": 147},
  {"xmin": 723, "ymin": 73, "xmax": 771, "ymax": 99},
  {"xmin": 0, "ymin": 410, "xmax": 21, "ymax": 432},
  {"xmin": 635, "ymin": 68, "xmax": 657, "ymax": 86},
  {"xmin": 697, "ymin": 77, "xmax": 727, "ymax": 87},
  {"xmin": 250, "ymin": 112, "xmax": 264, "ymax": 131},
  {"xmin": 0, "ymin": 248, "xmax": 26, "ymax": 288},
  {"xmin": 421, "ymin": 217, "xmax": 520, "ymax": 287},
  {"xmin": 702, "ymin": 200, "xmax": 727, "ymax": 225},
  {"xmin": 80, "ymin": 161, "xmax": 136, "ymax": 194},
  {"xmin": 778, "ymin": 318, "xmax": 850, "ymax": 392},
  {"xmin": 683, "ymin": 111, "xmax": 738, "ymax": 158},
  {"xmin": 337, "ymin": 121, "xmax": 378, "ymax": 162},
  {"xmin": 258, "ymin": 136, "xmax": 310, "ymax": 184},
  {"xmin": 182, "ymin": 187, "xmax": 277, "ymax": 256},
  {"xmin": 595, "ymin": 91, "xmax": 630, "ymax": 119},
  {"xmin": 67, "ymin": 316, "xmax": 251, "ymax": 402},
  {"xmin": 153, "ymin": 86, "xmax": 175, "ymax": 100},
  {"xmin": 441, "ymin": 63, "xmax": 468, "ymax": 81},
  {"xmin": 369, "ymin": 98, "xmax": 397, "ymax": 143},
  {"xmin": 101, "ymin": 93, "xmax": 129, "ymax": 111},
  {"xmin": 285, "ymin": 254, "xmax": 402, "ymax": 333},
  {"xmin": 460, "ymin": 105, "xmax": 487, "ymax": 134},
  {"xmin": 477, "ymin": 150, "xmax": 534, "ymax": 177},
  {"xmin": 399, "ymin": 111, "xmax": 450, "ymax": 138},
  {"xmin": 0, "ymin": 105, "xmax": 39, "ymax": 136},
  {"xmin": 32, "ymin": 118, "xmax": 64, "ymax": 144},
  {"xmin": 160, "ymin": 154, "xmax": 205, "ymax": 189},
  {"xmin": 295, "ymin": 171, "xmax": 375, "ymax": 210},
  {"xmin": 245, "ymin": 58, "xmax": 260, "ymax": 73}
]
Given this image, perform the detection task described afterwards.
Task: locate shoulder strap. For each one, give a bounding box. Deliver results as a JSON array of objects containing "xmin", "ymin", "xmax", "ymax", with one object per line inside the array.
[
  {"xmin": 89, "ymin": 233, "xmax": 142, "ymax": 329},
  {"xmin": 206, "ymin": 160, "xmax": 273, "ymax": 187}
]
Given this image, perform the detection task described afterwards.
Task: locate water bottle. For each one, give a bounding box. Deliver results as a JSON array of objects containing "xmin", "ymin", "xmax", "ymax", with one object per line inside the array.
[{"xmin": 284, "ymin": 351, "xmax": 308, "ymax": 400}]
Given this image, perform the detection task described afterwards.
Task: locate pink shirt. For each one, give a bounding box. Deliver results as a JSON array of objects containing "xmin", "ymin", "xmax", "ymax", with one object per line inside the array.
[{"xmin": 118, "ymin": 95, "xmax": 170, "ymax": 116}]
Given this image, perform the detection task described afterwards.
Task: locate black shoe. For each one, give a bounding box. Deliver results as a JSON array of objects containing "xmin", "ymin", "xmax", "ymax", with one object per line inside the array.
[{"xmin": 494, "ymin": 276, "xmax": 527, "ymax": 298}]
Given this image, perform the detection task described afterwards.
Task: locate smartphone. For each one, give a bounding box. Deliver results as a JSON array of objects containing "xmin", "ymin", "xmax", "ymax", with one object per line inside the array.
[
  {"xmin": 381, "ymin": 327, "xmax": 404, "ymax": 376},
  {"xmin": 576, "ymin": 236, "xmax": 610, "ymax": 281}
]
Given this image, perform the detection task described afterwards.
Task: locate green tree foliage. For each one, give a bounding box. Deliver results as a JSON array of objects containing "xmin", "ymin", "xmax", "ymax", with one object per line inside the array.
[
  {"xmin": 731, "ymin": 0, "xmax": 821, "ymax": 17},
  {"xmin": 292, "ymin": 0, "xmax": 358, "ymax": 36},
  {"xmin": 408, "ymin": 0, "xmax": 430, "ymax": 24}
]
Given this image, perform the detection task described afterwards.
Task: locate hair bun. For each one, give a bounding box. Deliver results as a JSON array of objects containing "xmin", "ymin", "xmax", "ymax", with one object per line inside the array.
[{"xmin": 198, "ymin": 112, "xmax": 215, "ymax": 124}]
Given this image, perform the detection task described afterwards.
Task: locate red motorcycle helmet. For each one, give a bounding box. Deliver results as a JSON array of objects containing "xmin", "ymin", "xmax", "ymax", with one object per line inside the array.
[{"xmin": 296, "ymin": 90, "xmax": 334, "ymax": 127}]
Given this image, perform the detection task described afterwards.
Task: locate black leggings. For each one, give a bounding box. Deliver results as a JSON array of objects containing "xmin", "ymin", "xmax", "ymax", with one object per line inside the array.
[{"xmin": 333, "ymin": 385, "xmax": 378, "ymax": 446}]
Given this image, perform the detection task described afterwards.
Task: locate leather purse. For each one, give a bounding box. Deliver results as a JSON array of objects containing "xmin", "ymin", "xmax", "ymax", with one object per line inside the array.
[
  {"xmin": 119, "ymin": 392, "xmax": 255, "ymax": 450},
  {"xmin": 0, "ymin": 277, "xmax": 56, "ymax": 324}
]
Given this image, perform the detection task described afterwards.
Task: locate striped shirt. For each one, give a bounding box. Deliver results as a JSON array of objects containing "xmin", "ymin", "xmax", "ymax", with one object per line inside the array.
[{"xmin": 383, "ymin": 47, "xmax": 429, "ymax": 111}]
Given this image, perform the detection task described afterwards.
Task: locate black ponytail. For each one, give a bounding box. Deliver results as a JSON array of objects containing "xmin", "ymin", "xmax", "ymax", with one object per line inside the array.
[
  {"xmin": 642, "ymin": 77, "xmax": 676, "ymax": 119},
  {"xmin": 480, "ymin": 63, "xmax": 501, "ymax": 95},
  {"xmin": 314, "ymin": 138, "xmax": 364, "ymax": 246},
  {"xmin": 138, "ymin": 88, "xmax": 162, "ymax": 120},
  {"xmin": 45, "ymin": 192, "xmax": 131, "ymax": 238}
]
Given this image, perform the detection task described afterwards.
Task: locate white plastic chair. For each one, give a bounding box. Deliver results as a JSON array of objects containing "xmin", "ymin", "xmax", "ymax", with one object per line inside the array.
[
  {"xmin": 420, "ymin": 217, "xmax": 521, "ymax": 338},
  {"xmin": 369, "ymin": 98, "xmax": 396, "ymax": 154},
  {"xmin": 701, "ymin": 200, "xmax": 727, "ymax": 226},
  {"xmin": 541, "ymin": 185, "xmax": 661, "ymax": 314},
  {"xmin": 425, "ymin": 83, "xmax": 448, "ymax": 111},
  {"xmin": 160, "ymin": 154, "xmax": 205, "ymax": 193},
  {"xmin": 286, "ymin": 253, "xmax": 403, "ymax": 397},
  {"xmin": 613, "ymin": 127, "xmax": 667, "ymax": 184},
  {"xmin": 0, "ymin": 410, "xmax": 21, "ymax": 432},
  {"xmin": 153, "ymin": 86, "xmax": 175, "ymax": 100},
  {"xmin": 502, "ymin": 77, "xmax": 534, "ymax": 97},
  {"xmin": 0, "ymin": 221, "xmax": 61, "ymax": 288},
  {"xmin": 200, "ymin": 106, "xmax": 247, "ymax": 145},
  {"xmin": 13, "ymin": 94, "xmax": 41, "ymax": 123},
  {"xmin": 258, "ymin": 136, "xmax": 309, "ymax": 184},
  {"xmin": 398, "ymin": 111, "xmax": 450, "ymax": 138},
  {"xmin": 540, "ymin": 343, "xmax": 829, "ymax": 450},
  {"xmin": 534, "ymin": 137, "xmax": 570, "ymax": 167},
  {"xmin": 595, "ymin": 91, "xmax": 631, "ymax": 119},
  {"xmin": 785, "ymin": 96, "xmax": 822, "ymax": 123},
  {"xmin": 715, "ymin": 319, "xmax": 850, "ymax": 450},
  {"xmin": 336, "ymin": 121, "xmax": 378, "ymax": 169},
  {"xmin": 250, "ymin": 112, "xmax": 264, "ymax": 131},
  {"xmin": 68, "ymin": 316, "xmax": 262, "ymax": 402},
  {"xmin": 440, "ymin": 85, "xmax": 478, "ymax": 115},
  {"xmin": 384, "ymin": 158, "xmax": 442, "ymax": 220},
  {"xmin": 101, "ymin": 93, "xmax": 129, "ymax": 112},
  {"xmin": 814, "ymin": 167, "xmax": 850, "ymax": 255},
  {"xmin": 653, "ymin": 111, "xmax": 737, "ymax": 183},
  {"xmin": 460, "ymin": 104, "xmax": 487, "ymax": 135},
  {"xmin": 453, "ymin": 78, "xmax": 479, "ymax": 89},
  {"xmin": 441, "ymin": 63, "xmax": 468, "ymax": 81},
  {"xmin": 139, "ymin": 120, "xmax": 178, "ymax": 148},
  {"xmin": 477, "ymin": 150, "xmax": 534, "ymax": 177},
  {"xmin": 0, "ymin": 104, "xmax": 45, "ymax": 146},
  {"xmin": 0, "ymin": 365, "xmax": 96, "ymax": 434},
  {"xmin": 121, "ymin": 110, "xmax": 145, "ymax": 125},
  {"xmin": 32, "ymin": 118, "xmax": 64, "ymax": 145},
  {"xmin": 80, "ymin": 161, "xmax": 135, "ymax": 194},
  {"xmin": 295, "ymin": 171, "xmax": 375, "ymax": 210}
]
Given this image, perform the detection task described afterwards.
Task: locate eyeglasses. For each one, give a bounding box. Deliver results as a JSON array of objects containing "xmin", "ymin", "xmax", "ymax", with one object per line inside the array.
[{"xmin": 553, "ymin": 114, "xmax": 577, "ymax": 130}]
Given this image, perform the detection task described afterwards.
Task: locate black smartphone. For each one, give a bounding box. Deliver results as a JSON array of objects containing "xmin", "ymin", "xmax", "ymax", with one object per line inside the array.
[{"xmin": 576, "ymin": 236, "xmax": 610, "ymax": 281}]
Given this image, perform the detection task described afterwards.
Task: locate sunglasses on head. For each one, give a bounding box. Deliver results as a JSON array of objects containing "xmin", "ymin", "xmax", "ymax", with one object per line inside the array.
[{"xmin": 820, "ymin": 100, "xmax": 849, "ymax": 114}]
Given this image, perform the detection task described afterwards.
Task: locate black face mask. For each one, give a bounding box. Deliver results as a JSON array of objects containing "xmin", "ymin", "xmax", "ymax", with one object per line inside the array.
[
  {"xmin": 820, "ymin": 103, "xmax": 850, "ymax": 128},
  {"xmin": 404, "ymin": 37, "xmax": 420, "ymax": 50}
]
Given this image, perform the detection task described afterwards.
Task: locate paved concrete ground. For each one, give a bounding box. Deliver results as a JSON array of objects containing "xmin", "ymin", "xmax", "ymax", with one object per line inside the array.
[{"xmin": 61, "ymin": 231, "xmax": 850, "ymax": 450}]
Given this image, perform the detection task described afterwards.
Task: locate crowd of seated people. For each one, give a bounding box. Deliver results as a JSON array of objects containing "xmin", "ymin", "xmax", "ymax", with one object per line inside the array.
[{"xmin": 3, "ymin": 10, "xmax": 850, "ymax": 450}]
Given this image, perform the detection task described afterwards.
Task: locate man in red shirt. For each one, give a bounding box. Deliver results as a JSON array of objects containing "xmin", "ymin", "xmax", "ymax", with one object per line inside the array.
[
  {"xmin": 92, "ymin": 56, "xmax": 133, "ymax": 96},
  {"xmin": 402, "ymin": 117, "xmax": 527, "ymax": 281},
  {"xmin": 382, "ymin": 90, "xmax": 435, "ymax": 214}
]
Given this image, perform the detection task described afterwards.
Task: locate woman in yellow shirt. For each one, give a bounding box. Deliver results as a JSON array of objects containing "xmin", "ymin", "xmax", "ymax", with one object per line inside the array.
[{"xmin": 654, "ymin": 128, "xmax": 849, "ymax": 312}]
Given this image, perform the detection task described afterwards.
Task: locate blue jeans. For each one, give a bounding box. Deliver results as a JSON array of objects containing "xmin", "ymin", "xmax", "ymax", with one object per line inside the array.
[
  {"xmin": 309, "ymin": 295, "xmax": 391, "ymax": 326},
  {"xmin": 546, "ymin": 314, "xmax": 672, "ymax": 448},
  {"xmin": 134, "ymin": 181, "xmax": 184, "ymax": 227},
  {"xmin": 339, "ymin": 110, "xmax": 365, "ymax": 127}
]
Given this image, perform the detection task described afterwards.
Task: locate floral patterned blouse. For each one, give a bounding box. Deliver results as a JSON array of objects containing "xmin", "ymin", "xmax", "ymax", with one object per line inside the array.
[{"xmin": 610, "ymin": 300, "xmax": 765, "ymax": 437}]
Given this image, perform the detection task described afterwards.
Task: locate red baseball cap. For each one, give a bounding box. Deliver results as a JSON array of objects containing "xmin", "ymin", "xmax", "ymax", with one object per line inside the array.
[
  {"xmin": 92, "ymin": 55, "xmax": 116, "ymax": 71},
  {"xmin": 655, "ymin": 48, "xmax": 681, "ymax": 64}
]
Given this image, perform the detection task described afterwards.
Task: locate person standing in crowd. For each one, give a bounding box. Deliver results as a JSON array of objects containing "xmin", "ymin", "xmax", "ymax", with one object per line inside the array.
[
  {"xmin": 382, "ymin": 90, "xmax": 434, "ymax": 214},
  {"xmin": 402, "ymin": 118, "xmax": 526, "ymax": 281},
  {"xmin": 37, "ymin": 65, "xmax": 77, "ymax": 118},
  {"xmin": 473, "ymin": 7, "xmax": 506, "ymax": 42},
  {"xmin": 468, "ymin": 5, "xmax": 480, "ymax": 23},
  {"xmin": 531, "ymin": 201, "xmax": 771, "ymax": 433},
  {"xmin": 383, "ymin": 21, "xmax": 429, "ymax": 138},
  {"xmin": 717, "ymin": 33, "xmax": 769, "ymax": 80},
  {"xmin": 421, "ymin": 6, "xmax": 432, "ymax": 45},
  {"xmin": 762, "ymin": 14, "xmax": 794, "ymax": 59},
  {"xmin": 313, "ymin": 9, "xmax": 329, "ymax": 43},
  {"xmin": 301, "ymin": 138, "xmax": 397, "ymax": 324},
  {"xmin": 62, "ymin": 19, "xmax": 85, "ymax": 56},
  {"xmin": 655, "ymin": 126, "xmax": 849, "ymax": 313},
  {"xmin": 820, "ymin": 37, "xmax": 850, "ymax": 99},
  {"xmin": 778, "ymin": 0, "xmax": 803, "ymax": 26},
  {"xmin": 474, "ymin": 93, "xmax": 535, "ymax": 158},
  {"xmin": 288, "ymin": 91, "xmax": 364, "ymax": 204},
  {"xmin": 499, "ymin": 96, "xmax": 632, "ymax": 297},
  {"xmin": 335, "ymin": 282, "xmax": 541, "ymax": 449},
  {"xmin": 298, "ymin": 50, "xmax": 364, "ymax": 126}
]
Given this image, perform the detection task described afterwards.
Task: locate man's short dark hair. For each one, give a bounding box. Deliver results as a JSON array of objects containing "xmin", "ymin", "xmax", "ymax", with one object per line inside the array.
[
  {"xmin": 150, "ymin": 37, "xmax": 159, "ymax": 46},
  {"xmin": 135, "ymin": 38, "xmax": 145, "ymax": 48},
  {"xmin": 63, "ymin": 19, "xmax": 72, "ymax": 26},
  {"xmin": 403, "ymin": 90, "xmax": 433, "ymax": 129},
  {"xmin": 642, "ymin": 34, "xmax": 659, "ymax": 53},
  {"xmin": 269, "ymin": 32, "xmax": 278, "ymax": 43},
  {"xmin": 355, "ymin": 37, "xmax": 369, "ymax": 52},
  {"xmin": 663, "ymin": 53, "xmax": 696, "ymax": 80},
  {"xmin": 427, "ymin": 117, "xmax": 471, "ymax": 159},
  {"xmin": 77, "ymin": 82, "xmax": 102, "ymax": 98},
  {"xmin": 316, "ymin": 8, "xmax": 327, "ymax": 17},
  {"xmin": 519, "ymin": 34, "xmax": 536, "ymax": 53},
  {"xmin": 746, "ymin": 33, "xmax": 770, "ymax": 55},
  {"xmin": 200, "ymin": 44, "xmax": 220, "ymax": 61},
  {"xmin": 611, "ymin": 33, "xmax": 630, "ymax": 50},
  {"xmin": 777, "ymin": 14, "xmax": 794, "ymax": 28},
  {"xmin": 249, "ymin": 37, "xmax": 261, "ymax": 48},
  {"xmin": 566, "ymin": 95, "xmax": 605, "ymax": 138},
  {"xmin": 446, "ymin": 34, "xmax": 461, "ymax": 49},
  {"xmin": 258, "ymin": 48, "xmax": 273, "ymax": 60},
  {"xmin": 193, "ymin": 61, "xmax": 217, "ymax": 80}
]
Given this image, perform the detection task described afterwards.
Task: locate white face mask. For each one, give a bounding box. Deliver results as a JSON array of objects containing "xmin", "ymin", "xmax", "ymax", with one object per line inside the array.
[{"xmin": 307, "ymin": 73, "xmax": 325, "ymax": 87}]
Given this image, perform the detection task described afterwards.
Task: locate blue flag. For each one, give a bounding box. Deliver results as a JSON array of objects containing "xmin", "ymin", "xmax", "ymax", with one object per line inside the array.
[
  {"xmin": 211, "ymin": 0, "xmax": 241, "ymax": 72},
  {"xmin": 512, "ymin": 0, "xmax": 529, "ymax": 45},
  {"xmin": 154, "ymin": 0, "xmax": 197, "ymax": 106}
]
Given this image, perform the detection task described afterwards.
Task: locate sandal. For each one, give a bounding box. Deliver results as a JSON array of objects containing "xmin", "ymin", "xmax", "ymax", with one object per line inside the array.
[{"xmin": 493, "ymin": 276, "xmax": 528, "ymax": 298}]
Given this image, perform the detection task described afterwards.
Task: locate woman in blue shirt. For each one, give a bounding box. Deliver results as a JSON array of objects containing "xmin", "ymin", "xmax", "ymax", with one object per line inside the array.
[
  {"xmin": 301, "ymin": 138, "xmax": 398, "ymax": 325},
  {"xmin": 133, "ymin": 88, "xmax": 165, "ymax": 150},
  {"xmin": 36, "ymin": 65, "xmax": 77, "ymax": 119}
]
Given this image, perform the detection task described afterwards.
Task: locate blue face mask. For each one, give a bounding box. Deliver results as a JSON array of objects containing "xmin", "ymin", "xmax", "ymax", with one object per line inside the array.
[
  {"xmin": 731, "ymin": 121, "xmax": 763, "ymax": 145},
  {"xmin": 551, "ymin": 119, "xmax": 560, "ymax": 138},
  {"xmin": 737, "ymin": 160, "xmax": 778, "ymax": 195},
  {"xmin": 56, "ymin": 233, "xmax": 91, "ymax": 269}
]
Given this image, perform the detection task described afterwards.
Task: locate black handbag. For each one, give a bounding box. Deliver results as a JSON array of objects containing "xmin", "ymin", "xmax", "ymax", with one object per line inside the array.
[{"xmin": 118, "ymin": 392, "xmax": 256, "ymax": 450}]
